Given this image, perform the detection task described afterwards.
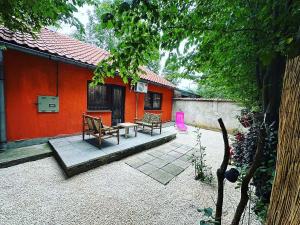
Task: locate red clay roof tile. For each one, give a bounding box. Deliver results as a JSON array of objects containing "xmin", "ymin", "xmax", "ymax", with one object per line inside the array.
[{"xmin": 0, "ymin": 27, "xmax": 174, "ymax": 88}]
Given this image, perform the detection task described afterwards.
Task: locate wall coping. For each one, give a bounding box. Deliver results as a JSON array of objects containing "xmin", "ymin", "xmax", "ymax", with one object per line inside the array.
[{"xmin": 172, "ymin": 98, "xmax": 235, "ymax": 103}]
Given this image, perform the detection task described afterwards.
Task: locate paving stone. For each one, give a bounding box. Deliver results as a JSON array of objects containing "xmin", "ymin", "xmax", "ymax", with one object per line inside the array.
[
  {"xmin": 149, "ymin": 158, "xmax": 169, "ymax": 168},
  {"xmin": 137, "ymin": 153, "xmax": 156, "ymax": 162},
  {"xmin": 167, "ymin": 151, "xmax": 183, "ymax": 159},
  {"xmin": 174, "ymin": 147, "xmax": 191, "ymax": 154},
  {"xmin": 185, "ymin": 149, "xmax": 195, "ymax": 156},
  {"xmin": 160, "ymin": 154, "xmax": 176, "ymax": 163},
  {"xmin": 161, "ymin": 163, "xmax": 184, "ymax": 176},
  {"xmin": 147, "ymin": 150, "xmax": 165, "ymax": 158},
  {"xmin": 137, "ymin": 163, "xmax": 158, "ymax": 175},
  {"xmin": 172, "ymin": 159, "xmax": 190, "ymax": 169},
  {"xmin": 149, "ymin": 169, "xmax": 174, "ymax": 185},
  {"xmin": 157, "ymin": 147, "xmax": 174, "ymax": 154},
  {"xmin": 169, "ymin": 142, "xmax": 183, "ymax": 148},
  {"xmin": 178, "ymin": 154, "xmax": 191, "ymax": 162},
  {"xmin": 126, "ymin": 158, "xmax": 146, "ymax": 168},
  {"xmin": 183, "ymin": 145, "xmax": 194, "ymax": 150}
]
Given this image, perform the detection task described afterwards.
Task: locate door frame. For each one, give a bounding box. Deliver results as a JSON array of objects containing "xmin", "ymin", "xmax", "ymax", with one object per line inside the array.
[{"xmin": 110, "ymin": 84, "xmax": 125, "ymax": 125}]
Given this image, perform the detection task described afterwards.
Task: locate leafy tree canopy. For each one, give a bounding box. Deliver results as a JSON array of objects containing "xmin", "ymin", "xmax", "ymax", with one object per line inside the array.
[
  {"xmin": 0, "ymin": 0, "xmax": 91, "ymax": 34},
  {"xmin": 93, "ymin": 0, "xmax": 300, "ymax": 109},
  {"xmin": 72, "ymin": 0, "xmax": 119, "ymax": 51}
]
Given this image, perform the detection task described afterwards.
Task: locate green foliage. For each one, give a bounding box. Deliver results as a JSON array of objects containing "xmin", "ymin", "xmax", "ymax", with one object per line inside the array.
[
  {"xmin": 252, "ymin": 197, "xmax": 270, "ymax": 223},
  {"xmin": 92, "ymin": 0, "xmax": 300, "ymax": 108},
  {"xmin": 190, "ymin": 129, "xmax": 214, "ymax": 184},
  {"xmin": 0, "ymin": 0, "xmax": 89, "ymax": 35},
  {"xmin": 73, "ymin": 0, "xmax": 119, "ymax": 51},
  {"xmin": 197, "ymin": 207, "xmax": 220, "ymax": 225},
  {"xmin": 146, "ymin": 59, "xmax": 160, "ymax": 74},
  {"xmin": 232, "ymin": 118, "xmax": 277, "ymax": 223}
]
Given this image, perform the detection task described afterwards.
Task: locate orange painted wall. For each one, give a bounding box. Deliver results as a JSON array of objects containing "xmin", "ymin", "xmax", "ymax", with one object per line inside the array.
[{"xmin": 4, "ymin": 50, "xmax": 173, "ymax": 141}]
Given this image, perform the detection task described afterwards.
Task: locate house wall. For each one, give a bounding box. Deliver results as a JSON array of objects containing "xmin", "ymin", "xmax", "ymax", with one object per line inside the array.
[
  {"xmin": 3, "ymin": 50, "xmax": 173, "ymax": 141},
  {"xmin": 172, "ymin": 98, "xmax": 242, "ymax": 132}
]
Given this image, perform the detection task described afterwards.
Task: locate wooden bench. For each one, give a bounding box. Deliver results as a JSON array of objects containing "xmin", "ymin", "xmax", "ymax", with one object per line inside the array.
[
  {"xmin": 82, "ymin": 114, "xmax": 119, "ymax": 146},
  {"xmin": 134, "ymin": 112, "xmax": 162, "ymax": 136}
]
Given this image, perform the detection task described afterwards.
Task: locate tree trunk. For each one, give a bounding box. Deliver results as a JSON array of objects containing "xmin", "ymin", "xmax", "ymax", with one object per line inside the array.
[
  {"xmin": 262, "ymin": 54, "xmax": 286, "ymax": 128},
  {"xmin": 266, "ymin": 56, "xmax": 300, "ymax": 225}
]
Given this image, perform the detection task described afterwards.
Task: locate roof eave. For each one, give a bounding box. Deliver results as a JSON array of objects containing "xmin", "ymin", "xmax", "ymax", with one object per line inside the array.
[{"xmin": 1, "ymin": 40, "xmax": 175, "ymax": 89}]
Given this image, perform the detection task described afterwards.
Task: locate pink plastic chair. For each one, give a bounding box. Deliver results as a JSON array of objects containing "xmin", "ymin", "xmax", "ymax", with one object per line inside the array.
[{"xmin": 175, "ymin": 111, "xmax": 187, "ymax": 131}]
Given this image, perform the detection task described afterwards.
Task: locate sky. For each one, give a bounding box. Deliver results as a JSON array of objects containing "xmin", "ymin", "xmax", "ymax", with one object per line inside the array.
[
  {"xmin": 53, "ymin": 4, "xmax": 198, "ymax": 92},
  {"xmin": 52, "ymin": 4, "xmax": 94, "ymax": 35}
]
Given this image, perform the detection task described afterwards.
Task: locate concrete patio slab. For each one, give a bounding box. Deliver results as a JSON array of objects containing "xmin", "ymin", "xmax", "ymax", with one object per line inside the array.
[
  {"xmin": 50, "ymin": 127, "xmax": 176, "ymax": 177},
  {"xmin": 162, "ymin": 163, "xmax": 185, "ymax": 176},
  {"xmin": 126, "ymin": 157, "xmax": 146, "ymax": 168},
  {"xmin": 149, "ymin": 158, "xmax": 170, "ymax": 168},
  {"xmin": 148, "ymin": 169, "xmax": 175, "ymax": 185},
  {"xmin": 172, "ymin": 158, "xmax": 190, "ymax": 169},
  {"xmin": 137, "ymin": 163, "xmax": 158, "ymax": 175},
  {"xmin": 147, "ymin": 150, "xmax": 165, "ymax": 157},
  {"xmin": 0, "ymin": 144, "xmax": 52, "ymax": 168},
  {"xmin": 167, "ymin": 150, "xmax": 183, "ymax": 159},
  {"xmin": 125, "ymin": 141, "xmax": 195, "ymax": 185},
  {"xmin": 137, "ymin": 153, "xmax": 156, "ymax": 162}
]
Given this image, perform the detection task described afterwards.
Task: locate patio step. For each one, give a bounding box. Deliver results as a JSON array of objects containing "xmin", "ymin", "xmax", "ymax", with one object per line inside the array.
[
  {"xmin": 0, "ymin": 143, "xmax": 52, "ymax": 168},
  {"xmin": 50, "ymin": 128, "xmax": 177, "ymax": 177}
]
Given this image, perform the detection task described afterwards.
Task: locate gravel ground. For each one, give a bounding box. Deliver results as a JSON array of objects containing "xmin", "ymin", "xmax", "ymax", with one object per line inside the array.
[{"xmin": 0, "ymin": 127, "xmax": 260, "ymax": 225}]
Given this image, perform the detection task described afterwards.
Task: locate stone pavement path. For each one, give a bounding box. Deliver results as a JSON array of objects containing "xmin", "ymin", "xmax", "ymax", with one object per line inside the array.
[{"xmin": 126, "ymin": 142, "xmax": 194, "ymax": 185}]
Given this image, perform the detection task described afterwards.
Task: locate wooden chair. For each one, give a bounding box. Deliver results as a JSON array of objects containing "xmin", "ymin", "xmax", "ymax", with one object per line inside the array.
[{"xmin": 82, "ymin": 114, "xmax": 119, "ymax": 146}]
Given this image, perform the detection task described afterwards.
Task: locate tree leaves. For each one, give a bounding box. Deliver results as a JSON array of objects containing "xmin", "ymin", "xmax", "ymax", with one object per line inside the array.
[
  {"xmin": 0, "ymin": 0, "xmax": 89, "ymax": 35},
  {"xmin": 92, "ymin": 0, "xmax": 299, "ymax": 107}
]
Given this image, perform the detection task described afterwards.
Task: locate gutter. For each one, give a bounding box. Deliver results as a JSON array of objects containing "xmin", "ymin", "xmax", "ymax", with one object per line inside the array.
[
  {"xmin": 0, "ymin": 41, "xmax": 96, "ymax": 70},
  {"xmin": 0, "ymin": 49, "xmax": 6, "ymax": 149}
]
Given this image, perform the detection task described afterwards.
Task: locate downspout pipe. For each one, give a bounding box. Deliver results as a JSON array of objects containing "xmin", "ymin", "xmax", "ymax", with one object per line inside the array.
[{"xmin": 0, "ymin": 49, "xmax": 7, "ymax": 149}]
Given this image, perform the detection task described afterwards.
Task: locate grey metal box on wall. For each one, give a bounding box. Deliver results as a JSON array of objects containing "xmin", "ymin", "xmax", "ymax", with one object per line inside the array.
[{"xmin": 38, "ymin": 96, "xmax": 59, "ymax": 112}]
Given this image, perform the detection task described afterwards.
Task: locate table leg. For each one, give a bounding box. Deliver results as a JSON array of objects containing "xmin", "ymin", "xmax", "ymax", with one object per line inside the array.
[
  {"xmin": 125, "ymin": 127, "xmax": 129, "ymax": 138},
  {"xmin": 135, "ymin": 126, "xmax": 137, "ymax": 137}
]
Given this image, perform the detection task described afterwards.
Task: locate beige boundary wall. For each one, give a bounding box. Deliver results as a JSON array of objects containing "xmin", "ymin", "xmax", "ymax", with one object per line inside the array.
[{"xmin": 172, "ymin": 98, "xmax": 242, "ymax": 132}]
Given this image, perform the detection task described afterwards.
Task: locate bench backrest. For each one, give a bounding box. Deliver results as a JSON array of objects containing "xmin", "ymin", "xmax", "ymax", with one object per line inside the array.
[
  {"xmin": 142, "ymin": 112, "xmax": 161, "ymax": 123},
  {"xmin": 83, "ymin": 114, "xmax": 104, "ymax": 133}
]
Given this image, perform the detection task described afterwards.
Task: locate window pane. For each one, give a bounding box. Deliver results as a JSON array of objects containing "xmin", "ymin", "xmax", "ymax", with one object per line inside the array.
[
  {"xmin": 144, "ymin": 92, "xmax": 162, "ymax": 110},
  {"xmin": 152, "ymin": 93, "xmax": 161, "ymax": 109},
  {"xmin": 88, "ymin": 84, "xmax": 110, "ymax": 110},
  {"xmin": 144, "ymin": 92, "xmax": 152, "ymax": 109}
]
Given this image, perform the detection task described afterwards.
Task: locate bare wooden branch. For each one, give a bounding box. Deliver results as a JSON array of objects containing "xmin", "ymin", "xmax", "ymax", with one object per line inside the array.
[{"xmin": 215, "ymin": 118, "xmax": 230, "ymax": 224}]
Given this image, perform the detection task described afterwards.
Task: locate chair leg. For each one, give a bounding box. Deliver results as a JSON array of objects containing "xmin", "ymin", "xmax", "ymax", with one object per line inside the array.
[
  {"xmin": 151, "ymin": 126, "xmax": 153, "ymax": 136},
  {"xmin": 117, "ymin": 131, "xmax": 119, "ymax": 144},
  {"xmin": 160, "ymin": 124, "xmax": 162, "ymax": 134}
]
